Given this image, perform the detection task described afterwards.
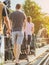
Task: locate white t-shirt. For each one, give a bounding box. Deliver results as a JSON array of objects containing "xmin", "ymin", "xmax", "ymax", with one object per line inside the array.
[{"xmin": 25, "ymin": 22, "xmax": 34, "ymax": 35}]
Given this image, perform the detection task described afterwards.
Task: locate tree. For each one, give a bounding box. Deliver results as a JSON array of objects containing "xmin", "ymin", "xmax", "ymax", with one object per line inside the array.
[
  {"xmin": 23, "ymin": 0, "xmax": 43, "ymax": 34},
  {"xmin": 43, "ymin": 16, "xmax": 49, "ymax": 34}
]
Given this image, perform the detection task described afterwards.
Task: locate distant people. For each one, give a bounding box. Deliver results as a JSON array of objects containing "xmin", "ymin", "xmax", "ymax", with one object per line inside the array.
[
  {"xmin": 25, "ymin": 16, "xmax": 34, "ymax": 54},
  {"xmin": 37, "ymin": 24, "xmax": 47, "ymax": 38},
  {"xmin": 9, "ymin": 4, "xmax": 26, "ymax": 65},
  {"xmin": 37, "ymin": 24, "xmax": 48, "ymax": 46}
]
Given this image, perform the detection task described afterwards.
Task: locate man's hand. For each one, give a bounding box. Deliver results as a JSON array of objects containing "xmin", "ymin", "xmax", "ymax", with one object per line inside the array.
[{"xmin": 6, "ymin": 29, "xmax": 11, "ymax": 34}]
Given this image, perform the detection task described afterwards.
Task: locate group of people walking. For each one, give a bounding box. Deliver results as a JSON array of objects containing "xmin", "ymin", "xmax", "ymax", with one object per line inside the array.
[{"xmin": 0, "ymin": 1, "xmax": 34, "ymax": 65}]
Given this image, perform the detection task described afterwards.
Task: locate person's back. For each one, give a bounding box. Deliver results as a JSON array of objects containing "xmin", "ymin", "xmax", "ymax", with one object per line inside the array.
[
  {"xmin": 10, "ymin": 11, "xmax": 25, "ymax": 31},
  {"xmin": 9, "ymin": 4, "xmax": 26, "ymax": 65}
]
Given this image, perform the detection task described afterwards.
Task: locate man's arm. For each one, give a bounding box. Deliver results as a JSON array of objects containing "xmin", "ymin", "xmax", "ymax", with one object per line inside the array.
[
  {"xmin": 2, "ymin": 7, "xmax": 11, "ymax": 33},
  {"xmin": 23, "ymin": 13, "xmax": 27, "ymax": 30},
  {"xmin": 4, "ymin": 16, "xmax": 11, "ymax": 30},
  {"xmin": 9, "ymin": 13, "xmax": 13, "ymax": 30}
]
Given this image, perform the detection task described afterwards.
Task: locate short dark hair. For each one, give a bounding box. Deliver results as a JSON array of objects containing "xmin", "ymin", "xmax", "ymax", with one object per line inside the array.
[{"xmin": 16, "ymin": 4, "xmax": 21, "ymax": 9}]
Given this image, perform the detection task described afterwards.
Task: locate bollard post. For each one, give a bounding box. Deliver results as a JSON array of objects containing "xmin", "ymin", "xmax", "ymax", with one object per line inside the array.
[{"xmin": 0, "ymin": 35, "xmax": 4, "ymax": 65}]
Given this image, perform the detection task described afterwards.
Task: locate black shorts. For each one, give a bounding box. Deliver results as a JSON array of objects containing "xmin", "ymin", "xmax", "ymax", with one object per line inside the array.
[{"xmin": 27, "ymin": 35, "xmax": 31, "ymax": 45}]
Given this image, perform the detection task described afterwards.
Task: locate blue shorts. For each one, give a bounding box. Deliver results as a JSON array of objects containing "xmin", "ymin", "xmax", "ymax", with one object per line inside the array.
[{"xmin": 12, "ymin": 31, "xmax": 24, "ymax": 45}]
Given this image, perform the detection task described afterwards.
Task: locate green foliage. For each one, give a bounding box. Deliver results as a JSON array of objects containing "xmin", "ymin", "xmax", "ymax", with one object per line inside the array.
[
  {"xmin": 23, "ymin": 0, "xmax": 40, "ymax": 16},
  {"xmin": 23, "ymin": 0, "xmax": 44, "ymax": 34},
  {"xmin": 42, "ymin": 16, "xmax": 49, "ymax": 34},
  {"xmin": 9, "ymin": 9, "xmax": 14, "ymax": 13}
]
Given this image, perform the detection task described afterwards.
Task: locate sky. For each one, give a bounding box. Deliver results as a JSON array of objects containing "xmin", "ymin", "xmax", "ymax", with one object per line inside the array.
[
  {"xmin": 0, "ymin": 0, "xmax": 49, "ymax": 13},
  {"xmin": 34, "ymin": 0, "xmax": 49, "ymax": 14}
]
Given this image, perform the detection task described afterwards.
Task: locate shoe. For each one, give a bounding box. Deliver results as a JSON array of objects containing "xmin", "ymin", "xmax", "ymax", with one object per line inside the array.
[{"xmin": 15, "ymin": 63, "xmax": 20, "ymax": 65}]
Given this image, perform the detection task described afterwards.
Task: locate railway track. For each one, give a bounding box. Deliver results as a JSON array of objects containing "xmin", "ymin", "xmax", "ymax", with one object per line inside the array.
[
  {"xmin": 4, "ymin": 49, "xmax": 49, "ymax": 65},
  {"xmin": 27, "ymin": 51, "xmax": 49, "ymax": 65},
  {"xmin": 38, "ymin": 52, "xmax": 49, "ymax": 65},
  {"xmin": 43, "ymin": 57, "xmax": 49, "ymax": 65}
]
